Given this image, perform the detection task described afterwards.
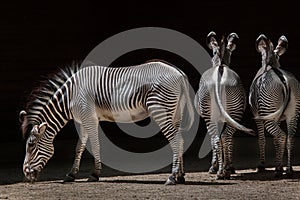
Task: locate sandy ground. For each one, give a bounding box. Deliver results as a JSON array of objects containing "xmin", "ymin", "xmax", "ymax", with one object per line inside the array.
[
  {"xmin": 1, "ymin": 137, "xmax": 300, "ymax": 199},
  {"xmin": 1, "ymin": 167, "xmax": 300, "ymax": 200}
]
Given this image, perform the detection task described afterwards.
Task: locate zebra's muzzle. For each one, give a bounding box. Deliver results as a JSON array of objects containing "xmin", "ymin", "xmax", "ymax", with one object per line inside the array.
[{"xmin": 24, "ymin": 166, "xmax": 39, "ymax": 183}]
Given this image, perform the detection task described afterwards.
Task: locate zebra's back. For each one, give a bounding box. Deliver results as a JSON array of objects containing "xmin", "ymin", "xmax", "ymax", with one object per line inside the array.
[{"xmin": 69, "ymin": 62, "xmax": 188, "ymax": 123}]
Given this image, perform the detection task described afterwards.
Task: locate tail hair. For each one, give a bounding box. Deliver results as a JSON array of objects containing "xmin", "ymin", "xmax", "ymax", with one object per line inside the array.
[{"xmin": 214, "ymin": 67, "xmax": 255, "ymax": 136}]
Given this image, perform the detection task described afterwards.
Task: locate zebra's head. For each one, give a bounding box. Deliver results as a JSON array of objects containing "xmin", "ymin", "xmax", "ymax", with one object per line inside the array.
[
  {"xmin": 19, "ymin": 110, "xmax": 54, "ymax": 182},
  {"xmin": 206, "ymin": 31, "xmax": 239, "ymax": 67},
  {"xmin": 256, "ymin": 34, "xmax": 288, "ymax": 68}
]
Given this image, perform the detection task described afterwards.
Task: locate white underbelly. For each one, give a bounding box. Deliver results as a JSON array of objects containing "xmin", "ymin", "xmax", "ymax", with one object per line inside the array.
[{"xmin": 96, "ymin": 107, "xmax": 148, "ymax": 123}]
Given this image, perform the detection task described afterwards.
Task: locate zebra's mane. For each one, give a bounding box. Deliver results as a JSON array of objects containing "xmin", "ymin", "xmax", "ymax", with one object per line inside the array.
[
  {"xmin": 22, "ymin": 61, "xmax": 95, "ymax": 139},
  {"xmin": 25, "ymin": 62, "xmax": 82, "ymax": 115}
]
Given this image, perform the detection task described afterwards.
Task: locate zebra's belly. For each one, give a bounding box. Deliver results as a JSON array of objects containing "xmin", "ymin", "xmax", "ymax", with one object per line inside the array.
[{"xmin": 96, "ymin": 107, "xmax": 148, "ymax": 123}]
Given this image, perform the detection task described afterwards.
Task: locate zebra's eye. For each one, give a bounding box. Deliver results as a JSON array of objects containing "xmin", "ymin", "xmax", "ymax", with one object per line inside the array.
[{"xmin": 28, "ymin": 136, "xmax": 36, "ymax": 147}]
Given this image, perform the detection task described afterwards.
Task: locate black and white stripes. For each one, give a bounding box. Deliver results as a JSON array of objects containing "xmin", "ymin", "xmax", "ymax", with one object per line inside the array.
[
  {"xmin": 195, "ymin": 32, "xmax": 253, "ymax": 179},
  {"xmin": 20, "ymin": 61, "xmax": 194, "ymax": 184},
  {"xmin": 249, "ymin": 34, "xmax": 300, "ymax": 177}
]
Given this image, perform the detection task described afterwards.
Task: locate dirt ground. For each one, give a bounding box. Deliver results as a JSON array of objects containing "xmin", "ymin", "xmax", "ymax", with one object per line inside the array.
[
  {"xmin": 1, "ymin": 167, "xmax": 300, "ymax": 200},
  {"xmin": 1, "ymin": 138, "xmax": 300, "ymax": 199}
]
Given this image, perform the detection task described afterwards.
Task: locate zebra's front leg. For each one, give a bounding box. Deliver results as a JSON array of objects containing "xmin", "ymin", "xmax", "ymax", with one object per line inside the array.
[
  {"xmin": 64, "ymin": 134, "xmax": 88, "ymax": 182},
  {"xmin": 74, "ymin": 109, "xmax": 102, "ymax": 182},
  {"xmin": 87, "ymin": 158, "xmax": 102, "ymax": 182},
  {"xmin": 86, "ymin": 122, "xmax": 102, "ymax": 182}
]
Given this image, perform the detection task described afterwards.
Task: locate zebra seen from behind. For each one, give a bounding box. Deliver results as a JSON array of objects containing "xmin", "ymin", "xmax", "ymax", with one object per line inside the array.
[
  {"xmin": 194, "ymin": 32, "xmax": 255, "ymax": 179},
  {"xmin": 19, "ymin": 61, "xmax": 194, "ymax": 185},
  {"xmin": 249, "ymin": 34, "xmax": 300, "ymax": 177}
]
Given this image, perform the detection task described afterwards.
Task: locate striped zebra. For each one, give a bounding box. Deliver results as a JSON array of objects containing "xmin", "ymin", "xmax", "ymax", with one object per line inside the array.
[
  {"xmin": 195, "ymin": 32, "xmax": 255, "ymax": 179},
  {"xmin": 19, "ymin": 60, "xmax": 194, "ymax": 185},
  {"xmin": 249, "ymin": 34, "xmax": 300, "ymax": 177}
]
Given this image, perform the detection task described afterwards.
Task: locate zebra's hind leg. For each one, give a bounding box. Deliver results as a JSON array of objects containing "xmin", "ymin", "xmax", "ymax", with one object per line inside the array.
[
  {"xmin": 286, "ymin": 118, "xmax": 297, "ymax": 178},
  {"xmin": 176, "ymin": 134, "xmax": 185, "ymax": 184},
  {"xmin": 222, "ymin": 125, "xmax": 236, "ymax": 179},
  {"xmin": 273, "ymin": 134, "xmax": 286, "ymax": 178},
  {"xmin": 215, "ymin": 122, "xmax": 226, "ymax": 180},
  {"xmin": 64, "ymin": 132, "xmax": 88, "ymax": 183},
  {"xmin": 264, "ymin": 120, "xmax": 286, "ymax": 177},
  {"xmin": 206, "ymin": 122, "xmax": 220, "ymax": 175},
  {"xmin": 165, "ymin": 131, "xmax": 185, "ymax": 185},
  {"xmin": 215, "ymin": 135, "xmax": 226, "ymax": 180},
  {"xmin": 255, "ymin": 120, "xmax": 266, "ymax": 172},
  {"xmin": 221, "ymin": 135, "xmax": 231, "ymax": 180},
  {"xmin": 148, "ymin": 100, "xmax": 185, "ymax": 185},
  {"xmin": 286, "ymin": 135, "xmax": 295, "ymax": 178},
  {"xmin": 209, "ymin": 135, "xmax": 218, "ymax": 174}
]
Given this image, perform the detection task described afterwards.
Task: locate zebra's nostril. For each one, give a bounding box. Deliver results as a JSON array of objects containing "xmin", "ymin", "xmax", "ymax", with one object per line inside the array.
[
  {"xmin": 24, "ymin": 165, "xmax": 35, "ymax": 174},
  {"xmin": 24, "ymin": 167, "xmax": 39, "ymax": 183}
]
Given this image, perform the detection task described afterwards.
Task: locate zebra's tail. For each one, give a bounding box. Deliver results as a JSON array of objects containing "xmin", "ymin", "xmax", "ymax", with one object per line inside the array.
[
  {"xmin": 255, "ymin": 71, "xmax": 289, "ymax": 121},
  {"xmin": 214, "ymin": 67, "xmax": 256, "ymax": 136},
  {"xmin": 178, "ymin": 75, "xmax": 195, "ymax": 132}
]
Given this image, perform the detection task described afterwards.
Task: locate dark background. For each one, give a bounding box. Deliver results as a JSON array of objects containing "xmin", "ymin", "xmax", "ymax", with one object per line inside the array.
[{"xmin": 0, "ymin": 0, "xmax": 299, "ymax": 164}]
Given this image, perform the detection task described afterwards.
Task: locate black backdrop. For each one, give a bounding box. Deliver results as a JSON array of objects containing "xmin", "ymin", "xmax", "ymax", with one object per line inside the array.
[{"xmin": 1, "ymin": 0, "xmax": 300, "ymax": 143}]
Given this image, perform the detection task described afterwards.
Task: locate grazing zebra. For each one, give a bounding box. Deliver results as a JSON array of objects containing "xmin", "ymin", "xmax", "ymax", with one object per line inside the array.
[
  {"xmin": 249, "ymin": 34, "xmax": 300, "ymax": 177},
  {"xmin": 194, "ymin": 32, "xmax": 255, "ymax": 179},
  {"xmin": 19, "ymin": 60, "xmax": 194, "ymax": 185}
]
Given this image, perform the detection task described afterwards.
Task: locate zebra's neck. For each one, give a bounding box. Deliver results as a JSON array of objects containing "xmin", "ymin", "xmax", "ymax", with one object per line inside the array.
[{"xmin": 27, "ymin": 78, "xmax": 73, "ymax": 138}]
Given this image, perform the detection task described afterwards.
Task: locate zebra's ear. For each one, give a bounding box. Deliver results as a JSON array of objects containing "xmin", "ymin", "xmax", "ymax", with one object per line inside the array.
[
  {"xmin": 206, "ymin": 31, "xmax": 219, "ymax": 50},
  {"xmin": 19, "ymin": 110, "xmax": 27, "ymax": 123},
  {"xmin": 256, "ymin": 34, "xmax": 269, "ymax": 53},
  {"xmin": 227, "ymin": 33, "xmax": 239, "ymax": 52},
  {"xmin": 274, "ymin": 35, "xmax": 288, "ymax": 56},
  {"xmin": 38, "ymin": 122, "xmax": 47, "ymax": 135}
]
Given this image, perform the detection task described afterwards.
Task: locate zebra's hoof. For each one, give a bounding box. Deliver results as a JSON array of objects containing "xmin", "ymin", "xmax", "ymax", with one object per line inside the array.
[
  {"xmin": 216, "ymin": 172, "xmax": 225, "ymax": 180},
  {"xmin": 274, "ymin": 171, "xmax": 283, "ymax": 178},
  {"xmin": 87, "ymin": 173, "xmax": 99, "ymax": 182},
  {"xmin": 274, "ymin": 168, "xmax": 283, "ymax": 178},
  {"xmin": 286, "ymin": 167, "xmax": 294, "ymax": 178},
  {"xmin": 224, "ymin": 170, "xmax": 231, "ymax": 180},
  {"xmin": 63, "ymin": 173, "xmax": 76, "ymax": 183},
  {"xmin": 208, "ymin": 166, "xmax": 218, "ymax": 174},
  {"xmin": 165, "ymin": 175, "xmax": 176, "ymax": 185},
  {"xmin": 176, "ymin": 176, "xmax": 185, "ymax": 184},
  {"xmin": 257, "ymin": 165, "xmax": 265, "ymax": 173},
  {"xmin": 230, "ymin": 167, "xmax": 236, "ymax": 174},
  {"xmin": 275, "ymin": 170, "xmax": 283, "ymax": 178}
]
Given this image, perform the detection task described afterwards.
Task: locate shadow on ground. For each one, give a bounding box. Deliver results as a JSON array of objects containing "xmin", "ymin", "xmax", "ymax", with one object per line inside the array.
[
  {"xmin": 1, "ymin": 137, "xmax": 300, "ymax": 185},
  {"xmin": 234, "ymin": 170, "xmax": 300, "ymax": 181}
]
